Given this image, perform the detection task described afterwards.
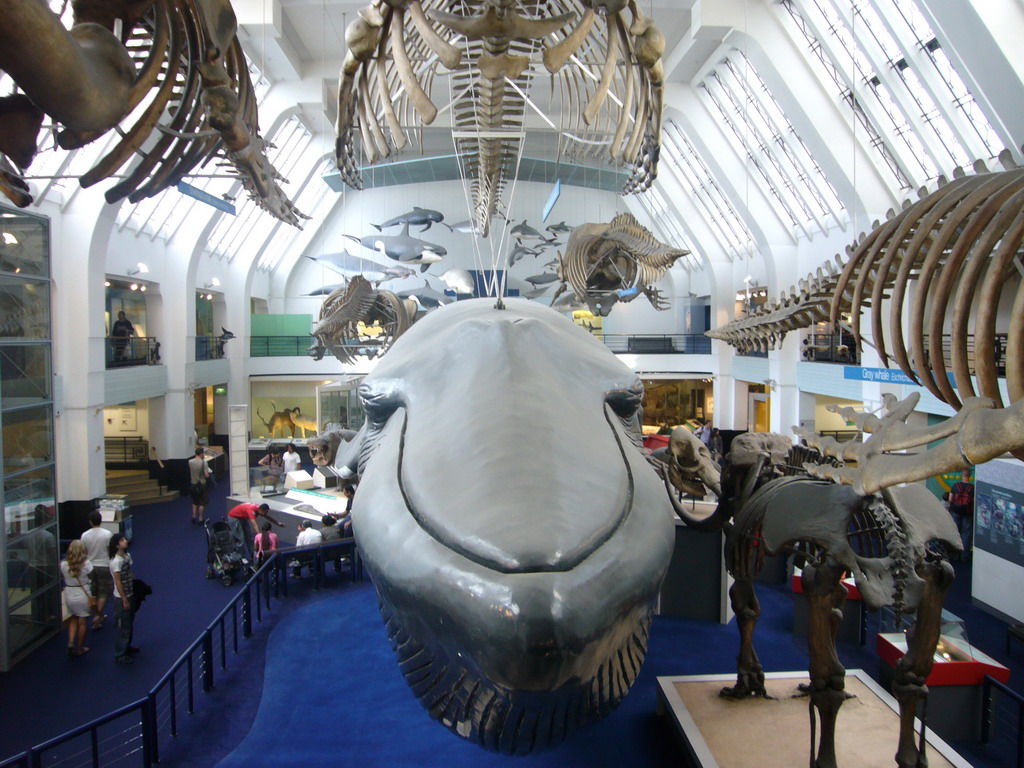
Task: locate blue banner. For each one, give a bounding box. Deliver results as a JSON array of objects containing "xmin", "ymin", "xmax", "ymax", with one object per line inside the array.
[
  {"xmin": 542, "ymin": 178, "xmax": 561, "ymax": 222},
  {"xmin": 176, "ymin": 181, "xmax": 236, "ymax": 214},
  {"xmin": 843, "ymin": 366, "xmax": 918, "ymax": 385}
]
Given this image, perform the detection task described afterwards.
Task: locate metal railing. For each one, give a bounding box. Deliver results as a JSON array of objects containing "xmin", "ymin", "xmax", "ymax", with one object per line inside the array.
[
  {"xmin": 195, "ymin": 336, "xmax": 227, "ymax": 361},
  {"xmin": 251, "ymin": 333, "xmax": 714, "ymax": 357},
  {"xmin": 982, "ymin": 674, "xmax": 1024, "ymax": 768},
  {"xmin": 918, "ymin": 333, "xmax": 1009, "ymax": 377},
  {"xmin": 105, "ymin": 437, "xmax": 149, "ymax": 466},
  {"xmin": 1, "ymin": 539, "xmax": 359, "ymax": 768},
  {"xmin": 105, "ymin": 337, "xmax": 160, "ymax": 368},
  {"xmin": 250, "ymin": 336, "xmax": 313, "ymax": 357},
  {"xmin": 600, "ymin": 334, "xmax": 712, "ymax": 354},
  {"xmin": 801, "ymin": 333, "xmax": 858, "ymax": 364}
]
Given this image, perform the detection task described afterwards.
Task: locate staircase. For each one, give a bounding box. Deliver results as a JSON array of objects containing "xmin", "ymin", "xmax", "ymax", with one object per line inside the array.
[{"xmin": 105, "ymin": 469, "xmax": 179, "ymax": 507}]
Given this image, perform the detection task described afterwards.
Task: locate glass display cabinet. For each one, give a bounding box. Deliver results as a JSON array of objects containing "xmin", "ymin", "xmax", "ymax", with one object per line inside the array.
[{"xmin": 0, "ymin": 204, "xmax": 57, "ymax": 671}]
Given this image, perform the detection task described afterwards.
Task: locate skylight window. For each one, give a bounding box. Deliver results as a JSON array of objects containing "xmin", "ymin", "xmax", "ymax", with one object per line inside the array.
[
  {"xmin": 632, "ymin": 186, "xmax": 700, "ymax": 272},
  {"xmin": 204, "ymin": 115, "xmax": 315, "ymax": 262},
  {"xmin": 699, "ymin": 51, "xmax": 846, "ymax": 238},
  {"xmin": 780, "ymin": 0, "xmax": 1004, "ymax": 192},
  {"xmin": 660, "ymin": 122, "xmax": 753, "ymax": 259}
]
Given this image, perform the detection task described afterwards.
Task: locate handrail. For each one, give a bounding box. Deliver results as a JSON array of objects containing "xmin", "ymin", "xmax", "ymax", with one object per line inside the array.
[
  {"xmin": 982, "ymin": 674, "xmax": 1024, "ymax": 768},
  {"xmin": 3, "ymin": 539, "xmax": 360, "ymax": 768}
]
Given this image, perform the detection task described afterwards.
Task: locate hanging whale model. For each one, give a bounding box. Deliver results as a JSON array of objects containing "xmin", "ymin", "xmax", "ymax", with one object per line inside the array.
[
  {"xmin": 438, "ymin": 268, "xmax": 475, "ymax": 295},
  {"xmin": 396, "ymin": 281, "xmax": 454, "ymax": 309},
  {"xmin": 444, "ymin": 219, "xmax": 484, "ymax": 235},
  {"xmin": 509, "ymin": 219, "xmax": 555, "ymax": 242},
  {"xmin": 334, "ymin": 298, "xmax": 674, "ymax": 754},
  {"xmin": 344, "ymin": 222, "xmax": 447, "ymax": 271},
  {"xmin": 508, "ymin": 243, "xmax": 540, "ymax": 266},
  {"xmin": 372, "ymin": 207, "xmax": 446, "ymax": 232},
  {"xmin": 546, "ymin": 221, "xmax": 573, "ymax": 235}
]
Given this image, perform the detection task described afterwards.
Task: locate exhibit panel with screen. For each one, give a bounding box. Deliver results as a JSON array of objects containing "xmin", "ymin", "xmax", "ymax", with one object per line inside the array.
[{"xmin": 972, "ymin": 458, "xmax": 1024, "ymax": 624}]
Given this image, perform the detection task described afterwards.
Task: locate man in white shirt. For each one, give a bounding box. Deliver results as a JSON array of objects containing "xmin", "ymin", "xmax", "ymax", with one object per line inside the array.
[
  {"xmin": 80, "ymin": 511, "xmax": 113, "ymax": 631},
  {"xmin": 282, "ymin": 443, "xmax": 302, "ymax": 475},
  {"xmin": 291, "ymin": 520, "xmax": 322, "ymax": 578}
]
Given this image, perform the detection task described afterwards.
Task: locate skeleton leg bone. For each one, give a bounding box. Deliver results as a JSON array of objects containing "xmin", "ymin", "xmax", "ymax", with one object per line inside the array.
[
  {"xmin": 892, "ymin": 559, "xmax": 954, "ymax": 768},
  {"xmin": 803, "ymin": 557, "xmax": 850, "ymax": 768}
]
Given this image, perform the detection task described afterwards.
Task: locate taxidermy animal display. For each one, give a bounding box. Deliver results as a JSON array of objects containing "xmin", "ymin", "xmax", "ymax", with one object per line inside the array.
[
  {"xmin": 256, "ymin": 404, "xmax": 300, "ymax": 438},
  {"xmin": 330, "ymin": 297, "xmax": 674, "ymax": 753},
  {"xmin": 309, "ymin": 275, "xmax": 416, "ymax": 364},
  {"xmin": 552, "ymin": 212, "xmax": 688, "ymax": 316},
  {"xmin": 306, "ymin": 428, "xmax": 359, "ymax": 468},
  {"xmin": 372, "ymin": 207, "xmax": 445, "ymax": 232},
  {"xmin": 335, "ymin": 1, "xmax": 665, "ymax": 236},
  {"xmin": 344, "ymin": 223, "xmax": 447, "ymax": 270},
  {"xmin": 660, "ymin": 422, "xmax": 961, "ymax": 768},
  {"xmin": 0, "ymin": 0, "xmax": 304, "ymax": 225}
]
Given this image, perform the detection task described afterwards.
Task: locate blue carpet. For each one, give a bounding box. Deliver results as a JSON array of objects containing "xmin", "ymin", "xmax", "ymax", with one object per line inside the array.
[{"xmin": 214, "ymin": 581, "xmax": 811, "ymax": 768}]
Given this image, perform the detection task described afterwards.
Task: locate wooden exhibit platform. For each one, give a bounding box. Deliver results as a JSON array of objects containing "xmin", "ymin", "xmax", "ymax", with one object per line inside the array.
[{"xmin": 656, "ymin": 670, "xmax": 972, "ymax": 768}]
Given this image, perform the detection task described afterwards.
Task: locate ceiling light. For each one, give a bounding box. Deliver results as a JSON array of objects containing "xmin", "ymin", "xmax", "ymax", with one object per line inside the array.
[
  {"xmin": 743, "ymin": 275, "xmax": 753, "ymax": 283},
  {"xmin": 130, "ymin": 283, "xmax": 138, "ymax": 291},
  {"xmin": 2, "ymin": 232, "xmax": 17, "ymax": 245},
  {"xmin": 210, "ymin": 277, "xmax": 221, "ymax": 287},
  {"xmin": 104, "ymin": 280, "xmax": 111, "ymax": 287},
  {"xmin": 206, "ymin": 293, "xmax": 213, "ymax": 300},
  {"xmin": 140, "ymin": 285, "xmax": 147, "ymax": 292},
  {"xmin": 136, "ymin": 262, "xmax": 149, "ymax": 274}
]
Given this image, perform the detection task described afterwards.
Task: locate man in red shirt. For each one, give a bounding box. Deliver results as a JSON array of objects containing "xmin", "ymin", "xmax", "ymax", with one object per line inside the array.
[{"xmin": 228, "ymin": 502, "xmax": 284, "ymax": 561}]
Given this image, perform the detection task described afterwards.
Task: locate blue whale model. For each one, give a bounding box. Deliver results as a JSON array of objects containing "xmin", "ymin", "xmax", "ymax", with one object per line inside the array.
[{"xmin": 337, "ymin": 299, "xmax": 674, "ymax": 753}]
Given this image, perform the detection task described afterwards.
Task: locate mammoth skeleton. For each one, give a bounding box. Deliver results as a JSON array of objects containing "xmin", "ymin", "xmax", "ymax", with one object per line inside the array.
[{"xmin": 659, "ymin": 426, "xmax": 960, "ymax": 768}]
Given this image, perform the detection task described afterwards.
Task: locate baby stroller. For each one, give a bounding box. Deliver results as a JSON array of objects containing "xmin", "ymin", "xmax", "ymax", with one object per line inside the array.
[{"xmin": 204, "ymin": 521, "xmax": 251, "ymax": 586}]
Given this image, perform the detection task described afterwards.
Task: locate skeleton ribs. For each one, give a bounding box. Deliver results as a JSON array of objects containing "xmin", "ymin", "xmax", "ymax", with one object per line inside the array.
[{"xmin": 334, "ymin": 1, "xmax": 666, "ymax": 237}]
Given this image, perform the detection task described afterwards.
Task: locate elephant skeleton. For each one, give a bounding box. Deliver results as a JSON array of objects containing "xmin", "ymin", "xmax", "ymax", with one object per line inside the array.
[
  {"xmin": 0, "ymin": 0, "xmax": 304, "ymax": 225},
  {"xmin": 660, "ymin": 427, "xmax": 960, "ymax": 768}
]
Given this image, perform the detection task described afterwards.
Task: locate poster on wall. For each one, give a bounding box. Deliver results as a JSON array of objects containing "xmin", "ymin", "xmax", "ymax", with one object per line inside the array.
[
  {"xmin": 975, "ymin": 459, "xmax": 1024, "ymax": 567},
  {"xmin": 118, "ymin": 404, "xmax": 137, "ymax": 432}
]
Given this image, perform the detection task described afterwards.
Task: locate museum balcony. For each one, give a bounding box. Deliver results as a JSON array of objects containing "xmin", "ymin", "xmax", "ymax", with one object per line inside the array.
[
  {"xmin": 104, "ymin": 336, "xmax": 160, "ymax": 368},
  {"xmin": 249, "ymin": 333, "xmax": 715, "ymax": 357},
  {"xmin": 195, "ymin": 335, "xmax": 228, "ymax": 361}
]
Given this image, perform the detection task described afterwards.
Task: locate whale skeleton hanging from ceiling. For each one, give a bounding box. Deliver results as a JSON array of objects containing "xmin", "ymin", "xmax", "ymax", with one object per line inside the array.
[
  {"xmin": 335, "ymin": 0, "xmax": 665, "ymax": 237},
  {"xmin": 0, "ymin": 0, "xmax": 306, "ymax": 225}
]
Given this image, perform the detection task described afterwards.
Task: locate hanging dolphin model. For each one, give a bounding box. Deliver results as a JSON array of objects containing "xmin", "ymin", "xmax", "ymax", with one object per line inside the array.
[
  {"xmin": 396, "ymin": 280, "xmax": 454, "ymax": 309},
  {"xmin": 335, "ymin": 298, "xmax": 674, "ymax": 754},
  {"xmin": 344, "ymin": 222, "xmax": 447, "ymax": 271},
  {"xmin": 372, "ymin": 207, "xmax": 446, "ymax": 232},
  {"xmin": 438, "ymin": 268, "xmax": 475, "ymax": 295},
  {"xmin": 508, "ymin": 243, "xmax": 540, "ymax": 266},
  {"xmin": 546, "ymin": 221, "xmax": 573, "ymax": 235},
  {"xmin": 524, "ymin": 272, "xmax": 559, "ymax": 286},
  {"xmin": 509, "ymin": 219, "xmax": 554, "ymax": 242},
  {"xmin": 444, "ymin": 219, "xmax": 484, "ymax": 235}
]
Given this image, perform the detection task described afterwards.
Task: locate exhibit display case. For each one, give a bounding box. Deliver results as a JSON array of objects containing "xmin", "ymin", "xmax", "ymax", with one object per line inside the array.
[
  {"xmin": 877, "ymin": 609, "xmax": 1010, "ymax": 742},
  {"xmin": 0, "ymin": 204, "xmax": 57, "ymax": 671}
]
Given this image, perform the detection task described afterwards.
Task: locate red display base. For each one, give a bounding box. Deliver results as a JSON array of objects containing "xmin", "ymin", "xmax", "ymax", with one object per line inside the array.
[{"xmin": 876, "ymin": 632, "xmax": 1010, "ymax": 686}]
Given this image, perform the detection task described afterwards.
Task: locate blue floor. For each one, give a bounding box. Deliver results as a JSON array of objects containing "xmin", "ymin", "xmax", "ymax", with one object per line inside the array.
[{"xmin": 2, "ymin": 482, "xmax": 1022, "ymax": 767}]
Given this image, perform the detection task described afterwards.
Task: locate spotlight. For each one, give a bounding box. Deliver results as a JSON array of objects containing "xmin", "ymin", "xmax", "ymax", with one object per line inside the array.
[
  {"xmin": 140, "ymin": 285, "xmax": 147, "ymax": 292},
  {"xmin": 104, "ymin": 280, "xmax": 111, "ymax": 287},
  {"xmin": 130, "ymin": 283, "xmax": 138, "ymax": 291}
]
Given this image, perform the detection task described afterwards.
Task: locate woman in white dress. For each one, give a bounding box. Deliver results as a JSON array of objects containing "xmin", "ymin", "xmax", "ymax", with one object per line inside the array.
[{"xmin": 61, "ymin": 540, "xmax": 94, "ymax": 657}]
